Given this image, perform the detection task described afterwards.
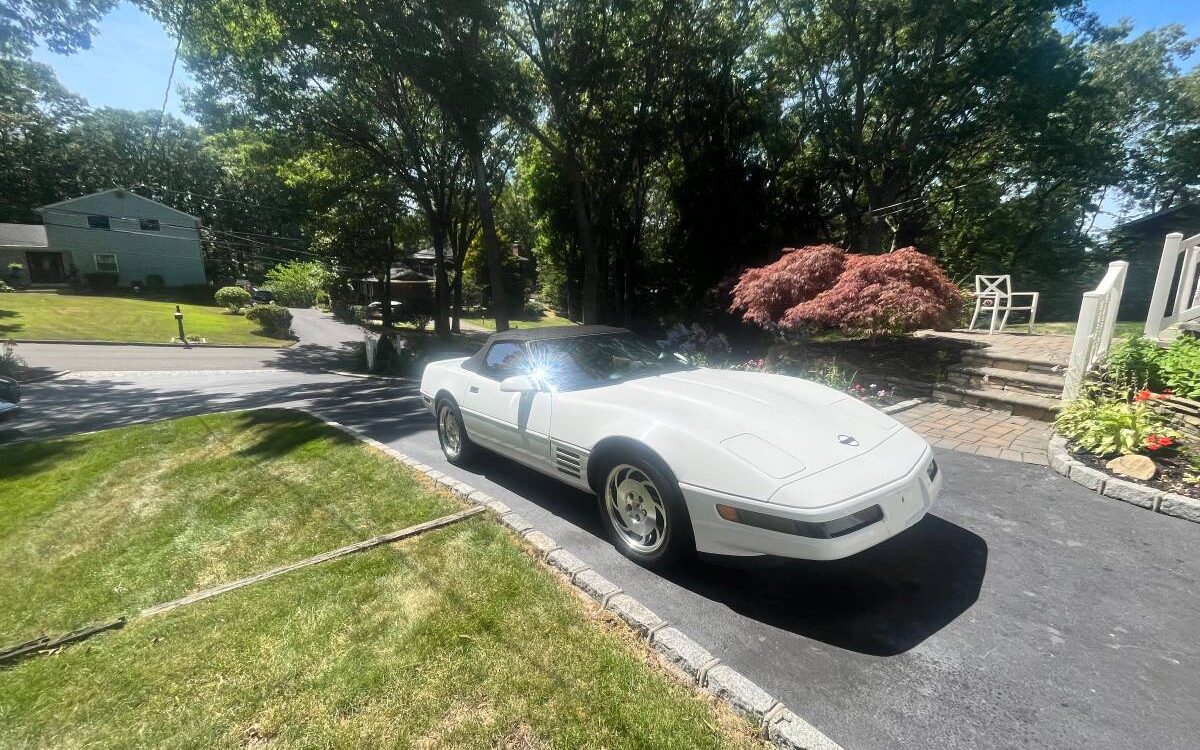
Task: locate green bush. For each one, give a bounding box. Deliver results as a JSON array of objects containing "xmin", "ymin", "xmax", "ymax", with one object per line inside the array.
[
  {"xmin": 521, "ymin": 298, "xmax": 547, "ymax": 319},
  {"xmin": 214, "ymin": 285, "xmax": 252, "ymax": 314},
  {"xmin": 245, "ymin": 304, "xmax": 294, "ymax": 338},
  {"xmin": 264, "ymin": 260, "xmax": 332, "ymax": 307},
  {"xmin": 1101, "ymin": 335, "xmax": 1164, "ymax": 394},
  {"xmin": 1159, "ymin": 335, "xmax": 1200, "ymax": 399},
  {"xmin": 0, "ymin": 280, "xmax": 13, "ymax": 293},
  {"xmin": 0, "ymin": 340, "xmax": 25, "ymax": 379},
  {"xmin": 1055, "ymin": 393, "xmax": 1175, "ymax": 457}
]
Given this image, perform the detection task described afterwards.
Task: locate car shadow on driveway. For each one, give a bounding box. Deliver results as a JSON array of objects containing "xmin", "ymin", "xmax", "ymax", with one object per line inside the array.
[{"xmin": 662, "ymin": 514, "xmax": 988, "ymax": 656}]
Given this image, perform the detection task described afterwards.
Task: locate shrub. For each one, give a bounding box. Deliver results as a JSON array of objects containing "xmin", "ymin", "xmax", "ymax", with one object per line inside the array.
[
  {"xmin": 0, "ymin": 280, "xmax": 12, "ymax": 293},
  {"xmin": 214, "ymin": 285, "xmax": 252, "ymax": 314},
  {"xmin": 657, "ymin": 323, "xmax": 731, "ymax": 366},
  {"xmin": 401, "ymin": 298, "xmax": 435, "ymax": 331},
  {"xmin": 263, "ymin": 260, "xmax": 332, "ymax": 307},
  {"xmin": 731, "ymin": 246, "xmax": 960, "ymax": 336},
  {"xmin": 0, "ymin": 340, "xmax": 25, "ymax": 379},
  {"xmin": 82, "ymin": 272, "xmax": 119, "ymax": 290},
  {"xmin": 145, "ymin": 274, "xmax": 166, "ymax": 291},
  {"xmin": 245, "ymin": 304, "xmax": 294, "ymax": 338},
  {"xmin": 1159, "ymin": 335, "xmax": 1200, "ymax": 399},
  {"xmin": 6, "ymin": 262, "xmax": 23, "ymax": 280},
  {"xmin": 522, "ymin": 298, "xmax": 547, "ymax": 318},
  {"xmin": 346, "ymin": 304, "xmax": 366, "ymax": 323},
  {"xmin": 1055, "ymin": 393, "xmax": 1175, "ymax": 457},
  {"xmin": 1100, "ymin": 335, "xmax": 1164, "ymax": 395},
  {"xmin": 315, "ymin": 289, "xmax": 330, "ymax": 309}
]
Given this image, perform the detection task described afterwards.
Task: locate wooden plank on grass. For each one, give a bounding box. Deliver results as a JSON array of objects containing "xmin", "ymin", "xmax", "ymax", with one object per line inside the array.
[{"xmin": 138, "ymin": 506, "xmax": 486, "ymax": 619}]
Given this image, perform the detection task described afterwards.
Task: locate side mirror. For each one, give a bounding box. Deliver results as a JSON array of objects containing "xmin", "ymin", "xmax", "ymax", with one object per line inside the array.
[{"xmin": 499, "ymin": 374, "xmax": 538, "ymax": 393}]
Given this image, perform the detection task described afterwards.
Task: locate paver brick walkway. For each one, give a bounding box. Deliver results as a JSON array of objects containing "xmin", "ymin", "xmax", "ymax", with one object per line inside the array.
[
  {"xmin": 895, "ymin": 401, "xmax": 1051, "ymax": 465},
  {"xmin": 917, "ymin": 329, "xmax": 1072, "ymax": 367}
]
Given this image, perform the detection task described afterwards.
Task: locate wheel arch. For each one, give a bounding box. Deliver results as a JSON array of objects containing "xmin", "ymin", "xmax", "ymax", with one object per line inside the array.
[{"xmin": 586, "ymin": 436, "xmax": 678, "ymax": 495}]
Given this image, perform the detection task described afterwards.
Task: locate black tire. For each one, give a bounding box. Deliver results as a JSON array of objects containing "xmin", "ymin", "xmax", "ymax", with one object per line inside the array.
[
  {"xmin": 435, "ymin": 398, "xmax": 475, "ymax": 466},
  {"xmin": 597, "ymin": 452, "xmax": 694, "ymax": 568}
]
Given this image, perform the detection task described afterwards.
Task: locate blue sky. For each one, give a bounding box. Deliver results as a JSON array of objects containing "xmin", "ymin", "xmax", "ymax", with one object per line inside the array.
[{"xmin": 31, "ymin": 1, "xmax": 1200, "ymax": 124}]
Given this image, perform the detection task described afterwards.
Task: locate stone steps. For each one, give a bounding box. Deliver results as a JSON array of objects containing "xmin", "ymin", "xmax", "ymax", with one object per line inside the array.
[
  {"xmin": 945, "ymin": 365, "xmax": 1065, "ymax": 398},
  {"xmin": 958, "ymin": 350, "xmax": 1066, "ymax": 376},
  {"xmin": 932, "ymin": 383, "xmax": 1062, "ymax": 422}
]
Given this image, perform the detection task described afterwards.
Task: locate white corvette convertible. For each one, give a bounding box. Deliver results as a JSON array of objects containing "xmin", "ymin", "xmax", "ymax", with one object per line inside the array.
[{"xmin": 420, "ymin": 326, "xmax": 941, "ymax": 567}]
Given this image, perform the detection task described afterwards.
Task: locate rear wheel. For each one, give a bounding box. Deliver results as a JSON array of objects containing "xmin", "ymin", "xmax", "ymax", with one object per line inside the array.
[
  {"xmin": 436, "ymin": 399, "xmax": 475, "ymax": 465},
  {"xmin": 598, "ymin": 455, "xmax": 693, "ymax": 567}
]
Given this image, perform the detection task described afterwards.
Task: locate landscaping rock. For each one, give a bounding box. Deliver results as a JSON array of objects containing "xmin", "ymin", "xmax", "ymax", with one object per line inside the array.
[
  {"xmin": 1047, "ymin": 438, "xmax": 1075, "ymax": 476},
  {"xmin": 1067, "ymin": 463, "xmax": 1106, "ymax": 492},
  {"xmin": 605, "ymin": 593, "xmax": 665, "ymax": 636},
  {"xmin": 1159, "ymin": 492, "xmax": 1200, "ymax": 523},
  {"xmin": 768, "ymin": 709, "xmax": 844, "ymax": 750},
  {"xmin": 703, "ymin": 665, "xmax": 778, "ymax": 725},
  {"xmin": 1102, "ymin": 478, "xmax": 1161, "ymax": 510},
  {"xmin": 649, "ymin": 627, "xmax": 716, "ymax": 680},
  {"xmin": 1105, "ymin": 454, "xmax": 1157, "ymax": 481}
]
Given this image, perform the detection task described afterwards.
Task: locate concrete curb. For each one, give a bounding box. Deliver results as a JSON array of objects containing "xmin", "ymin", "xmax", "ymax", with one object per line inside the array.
[
  {"xmin": 17, "ymin": 370, "xmax": 70, "ymax": 384},
  {"xmin": 12, "ymin": 339, "xmax": 292, "ymax": 349},
  {"xmin": 319, "ymin": 368, "xmax": 413, "ymax": 382},
  {"xmin": 284, "ymin": 406, "xmax": 844, "ymax": 750},
  {"xmin": 1047, "ymin": 434, "xmax": 1200, "ymax": 524}
]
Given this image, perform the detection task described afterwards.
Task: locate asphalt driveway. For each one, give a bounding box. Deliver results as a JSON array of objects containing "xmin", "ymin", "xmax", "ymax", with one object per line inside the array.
[{"xmin": 3, "ymin": 370, "xmax": 1197, "ymax": 750}]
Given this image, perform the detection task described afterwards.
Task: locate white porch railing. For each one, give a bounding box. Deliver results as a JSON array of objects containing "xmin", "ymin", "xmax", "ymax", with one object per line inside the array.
[
  {"xmin": 1145, "ymin": 231, "xmax": 1200, "ymax": 341},
  {"xmin": 1062, "ymin": 260, "xmax": 1129, "ymax": 401}
]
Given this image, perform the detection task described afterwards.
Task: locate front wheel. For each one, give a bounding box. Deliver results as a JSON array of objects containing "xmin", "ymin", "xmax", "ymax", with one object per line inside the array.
[
  {"xmin": 436, "ymin": 400, "xmax": 475, "ymax": 465},
  {"xmin": 599, "ymin": 457, "xmax": 693, "ymax": 567}
]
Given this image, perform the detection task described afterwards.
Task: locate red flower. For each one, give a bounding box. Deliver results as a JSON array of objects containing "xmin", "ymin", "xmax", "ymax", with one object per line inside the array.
[
  {"xmin": 1144, "ymin": 434, "xmax": 1174, "ymax": 451},
  {"xmin": 1135, "ymin": 390, "xmax": 1153, "ymax": 401}
]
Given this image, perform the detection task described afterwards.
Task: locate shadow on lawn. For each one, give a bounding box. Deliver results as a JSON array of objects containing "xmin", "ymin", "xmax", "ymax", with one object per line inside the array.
[
  {"xmin": 0, "ymin": 435, "xmax": 85, "ymax": 481},
  {"xmin": 0, "ymin": 308, "xmax": 23, "ymax": 337}
]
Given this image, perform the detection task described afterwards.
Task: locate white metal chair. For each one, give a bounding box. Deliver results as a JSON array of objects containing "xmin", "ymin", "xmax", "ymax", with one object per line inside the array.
[{"xmin": 968, "ymin": 275, "xmax": 1040, "ymax": 334}]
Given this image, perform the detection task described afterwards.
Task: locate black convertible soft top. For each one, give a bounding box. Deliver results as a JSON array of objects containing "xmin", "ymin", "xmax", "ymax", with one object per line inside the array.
[{"xmin": 462, "ymin": 325, "xmax": 629, "ymax": 372}]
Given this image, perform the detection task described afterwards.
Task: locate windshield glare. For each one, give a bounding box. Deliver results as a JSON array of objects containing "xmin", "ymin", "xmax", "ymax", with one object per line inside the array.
[{"xmin": 528, "ymin": 334, "xmax": 690, "ymax": 390}]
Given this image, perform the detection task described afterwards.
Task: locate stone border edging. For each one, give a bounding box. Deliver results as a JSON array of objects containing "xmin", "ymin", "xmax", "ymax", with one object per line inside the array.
[
  {"xmin": 320, "ymin": 368, "xmax": 413, "ymax": 382},
  {"xmin": 294, "ymin": 407, "xmax": 844, "ymax": 750},
  {"xmin": 1047, "ymin": 435, "xmax": 1200, "ymax": 523},
  {"xmin": 880, "ymin": 397, "xmax": 924, "ymax": 415}
]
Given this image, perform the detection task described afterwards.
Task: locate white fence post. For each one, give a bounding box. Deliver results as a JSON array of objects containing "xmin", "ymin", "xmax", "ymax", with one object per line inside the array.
[
  {"xmin": 1144, "ymin": 232, "xmax": 1183, "ymax": 338},
  {"xmin": 1062, "ymin": 261, "xmax": 1131, "ymax": 402}
]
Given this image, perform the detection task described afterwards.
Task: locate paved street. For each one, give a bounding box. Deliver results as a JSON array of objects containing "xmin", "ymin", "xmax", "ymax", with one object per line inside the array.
[
  {"xmin": 3, "ymin": 361, "xmax": 1197, "ymax": 750},
  {"xmin": 12, "ymin": 307, "xmax": 365, "ymax": 375}
]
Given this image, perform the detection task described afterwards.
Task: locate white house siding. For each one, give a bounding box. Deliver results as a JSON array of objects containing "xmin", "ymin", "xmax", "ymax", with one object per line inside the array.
[{"xmin": 39, "ymin": 189, "xmax": 207, "ymax": 287}]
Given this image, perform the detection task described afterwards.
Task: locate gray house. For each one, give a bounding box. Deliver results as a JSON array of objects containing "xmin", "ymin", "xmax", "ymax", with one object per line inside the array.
[{"xmin": 1, "ymin": 189, "xmax": 207, "ymax": 287}]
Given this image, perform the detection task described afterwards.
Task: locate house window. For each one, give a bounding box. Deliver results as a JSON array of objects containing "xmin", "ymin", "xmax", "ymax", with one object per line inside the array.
[
  {"xmin": 94, "ymin": 254, "xmax": 119, "ymax": 274},
  {"xmin": 139, "ymin": 218, "xmax": 160, "ymax": 231},
  {"xmin": 87, "ymin": 214, "xmax": 110, "ymax": 230}
]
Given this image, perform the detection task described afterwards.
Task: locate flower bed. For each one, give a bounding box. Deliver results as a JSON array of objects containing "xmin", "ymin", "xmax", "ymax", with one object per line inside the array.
[{"xmin": 1054, "ymin": 334, "xmax": 1199, "ymax": 501}]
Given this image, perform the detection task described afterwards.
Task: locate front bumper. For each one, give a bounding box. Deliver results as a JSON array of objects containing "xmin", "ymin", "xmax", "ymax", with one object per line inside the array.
[{"xmin": 680, "ymin": 448, "xmax": 941, "ymax": 560}]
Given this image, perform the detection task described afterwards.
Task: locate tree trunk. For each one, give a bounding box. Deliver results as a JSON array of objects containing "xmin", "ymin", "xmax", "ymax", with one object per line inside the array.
[
  {"xmin": 451, "ymin": 268, "xmax": 463, "ymax": 333},
  {"xmin": 467, "ymin": 137, "xmax": 508, "ymax": 332},
  {"xmin": 433, "ymin": 232, "xmax": 450, "ymax": 339},
  {"xmin": 379, "ymin": 253, "xmax": 393, "ymax": 331},
  {"xmin": 568, "ymin": 169, "xmax": 599, "ymax": 325}
]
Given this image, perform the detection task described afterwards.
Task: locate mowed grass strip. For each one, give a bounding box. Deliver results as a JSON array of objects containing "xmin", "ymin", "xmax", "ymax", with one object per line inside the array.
[
  {"xmin": 0, "ymin": 412, "xmax": 766, "ymax": 750},
  {"xmin": 0, "ymin": 410, "xmax": 459, "ymax": 643},
  {"xmin": 463, "ymin": 311, "xmax": 577, "ymax": 330},
  {"xmin": 0, "ymin": 292, "xmax": 287, "ymax": 345},
  {"xmin": 0, "ymin": 521, "xmax": 765, "ymax": 750}
]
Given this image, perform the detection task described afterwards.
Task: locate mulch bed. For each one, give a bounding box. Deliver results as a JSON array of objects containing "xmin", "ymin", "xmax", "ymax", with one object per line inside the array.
[{"xmin": 1070, "ymin": 447, "xmax": 1198, "ymax": 498}]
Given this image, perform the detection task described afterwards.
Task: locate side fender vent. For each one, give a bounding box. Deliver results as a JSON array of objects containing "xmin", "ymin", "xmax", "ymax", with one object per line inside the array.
[{"xmin": 555, "ymin": 446, "xmax": 582, "ymax": 479}]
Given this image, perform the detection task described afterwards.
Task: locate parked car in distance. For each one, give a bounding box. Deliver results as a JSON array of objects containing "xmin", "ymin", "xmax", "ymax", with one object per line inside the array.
[
  {"xmin": 0, "ymin": 376, "xmax": 21, "ymax": 419},
  {"xmin": 366, "ymin": 300, "xmax": 403, "ymax": 317},
  {"xmin": 420, "ymin": 326, "xmax": 941, "ymax": 567}
]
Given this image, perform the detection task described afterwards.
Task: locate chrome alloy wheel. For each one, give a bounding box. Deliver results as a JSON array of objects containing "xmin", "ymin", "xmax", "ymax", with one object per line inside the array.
[
  {"xmin": 604, "ymin": 463, "xmax": 668, "ymax": 553},
  {"xmin": 437, "ymin": 404, "xmax": 462, "ymax": 459}
]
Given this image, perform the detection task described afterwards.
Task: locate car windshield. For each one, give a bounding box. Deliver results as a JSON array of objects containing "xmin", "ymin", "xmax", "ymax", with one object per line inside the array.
[{"xmin": 528, "ymin": 333, "xmax": 692, "ymax": 391}]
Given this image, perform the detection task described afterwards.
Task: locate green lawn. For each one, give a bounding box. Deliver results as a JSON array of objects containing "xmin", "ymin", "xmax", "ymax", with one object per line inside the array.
[
  {"xmin": 1029, "ymin": 320, "xmax": 1144, "ymax": 338},
  {"xmin": 0, "ymin": 412, "xmax": 762, "ymax": 750},
  {"xmin": 463, "ymin": 311, "xmax": 576, "ymax": 330},
  {"xmin": 0, "ymin": 292, "xmax": 287, "ymax": 345}
]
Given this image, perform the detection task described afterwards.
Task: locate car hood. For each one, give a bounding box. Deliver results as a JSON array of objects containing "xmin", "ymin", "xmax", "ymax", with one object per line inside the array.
[{"xmin": 558, "ymin": 368, "xmax": 902, "ymax": 487}]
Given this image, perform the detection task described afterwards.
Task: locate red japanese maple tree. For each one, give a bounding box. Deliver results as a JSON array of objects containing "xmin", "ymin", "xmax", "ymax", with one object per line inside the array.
[{"xmin": 730, "ymin": 245, "xmax": 961, "ymax": 336}]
